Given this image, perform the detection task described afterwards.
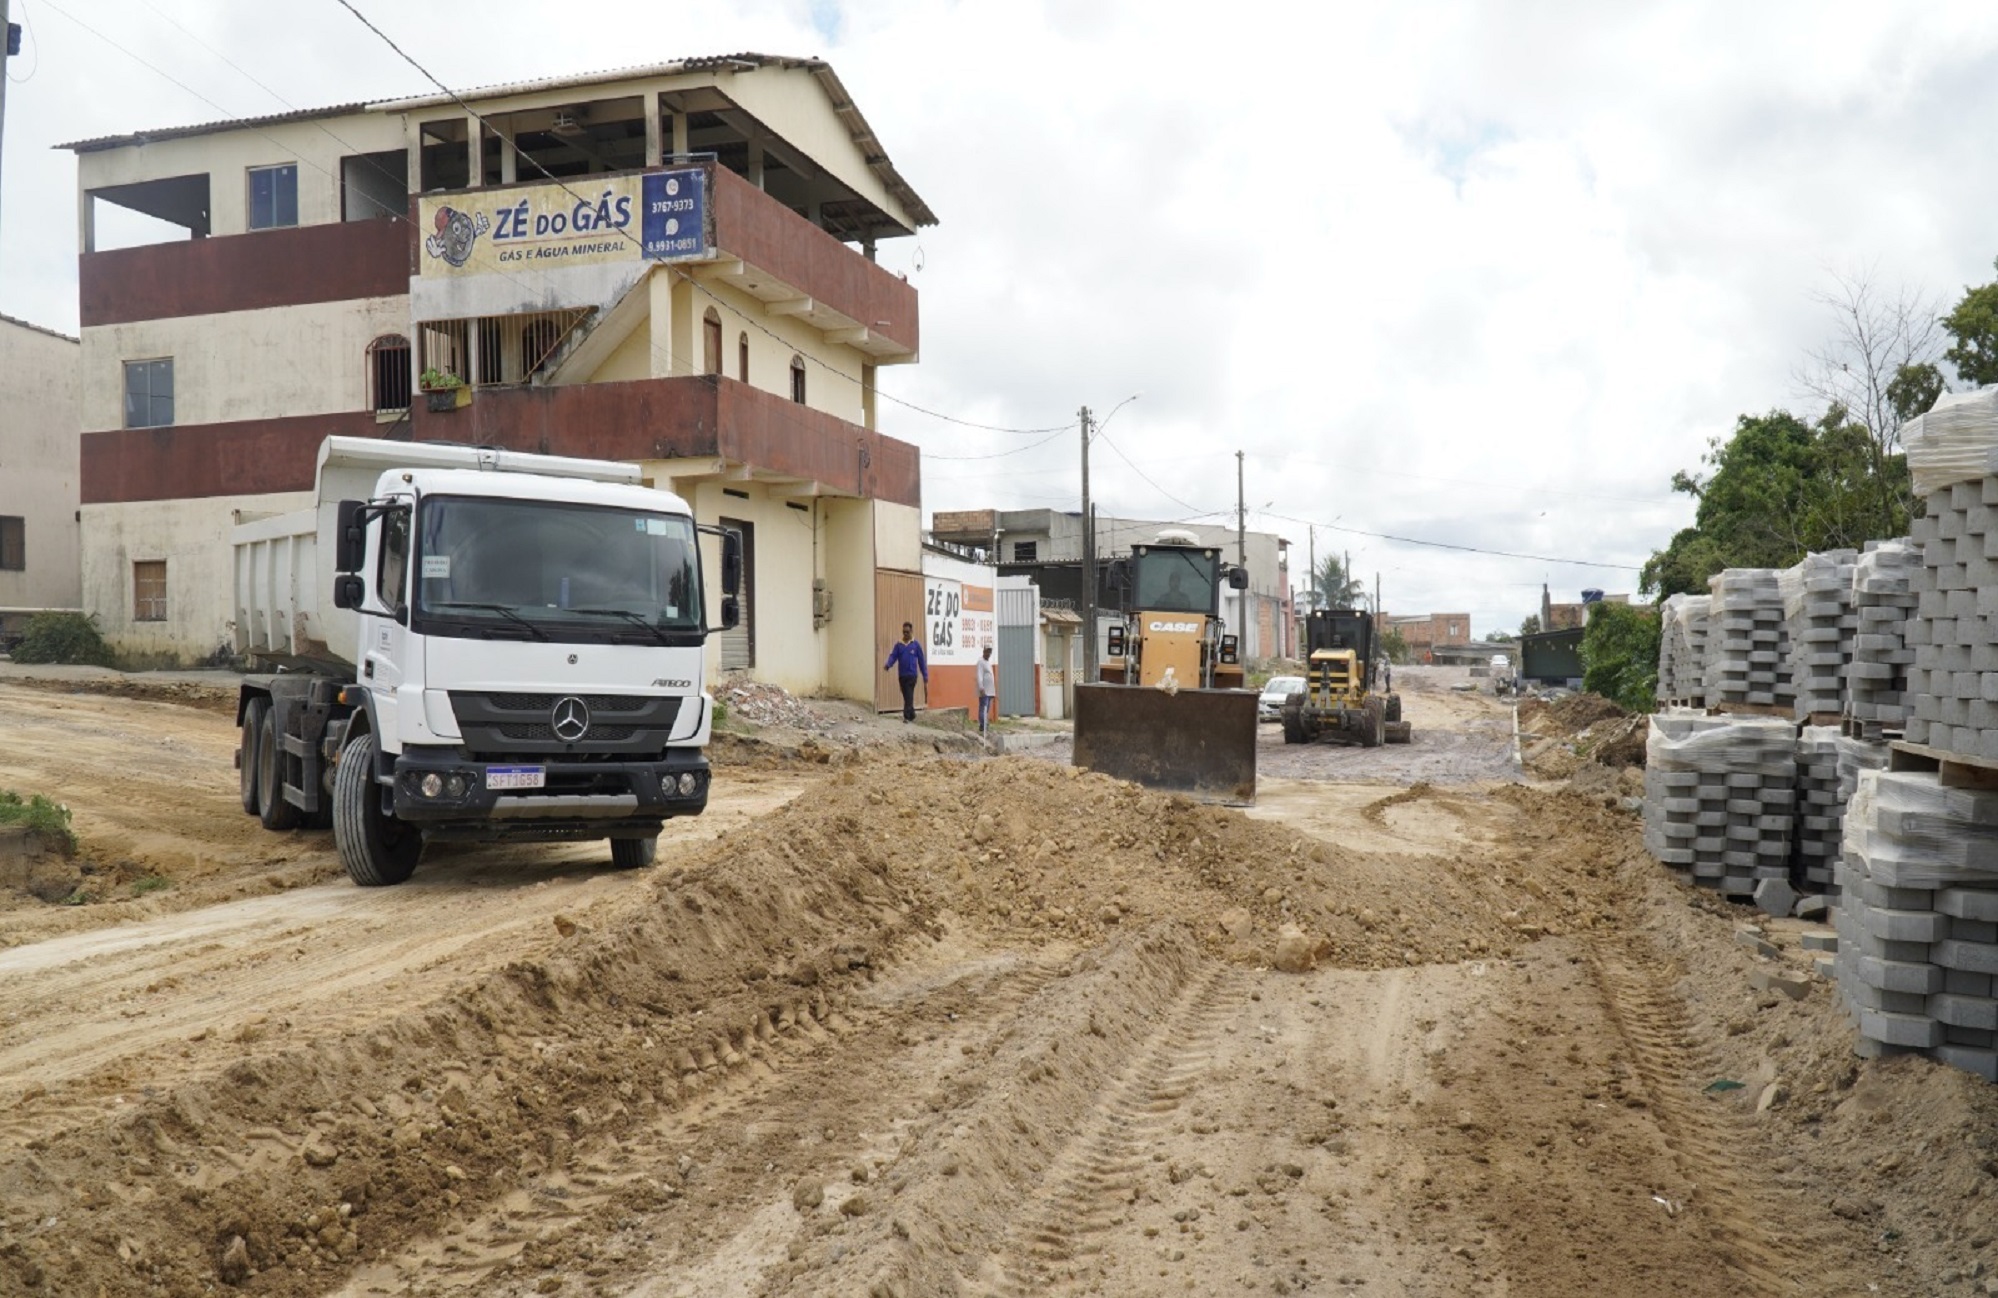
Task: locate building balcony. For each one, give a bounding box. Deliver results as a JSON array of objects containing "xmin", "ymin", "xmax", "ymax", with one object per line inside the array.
[{"xmin": 78, "ymin": 217, "xmax": 411, "ymax": 327}]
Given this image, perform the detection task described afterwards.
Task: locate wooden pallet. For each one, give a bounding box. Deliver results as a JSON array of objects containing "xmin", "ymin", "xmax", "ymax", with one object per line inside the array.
[
  {"xmin": 1888, "ymin": 740, "xmax": 1998, "ymax": 790},
  {"xmin": 1804, "ymin": 711, "xmax": 1842, "ymax": 728},
  {"xmin": 1704, "ymin": 701, "xmax": 1793, "ymax": 719},
  {"xmin": 1840, "ymin": 715, "xmax": 1904, "ymax": 743}
]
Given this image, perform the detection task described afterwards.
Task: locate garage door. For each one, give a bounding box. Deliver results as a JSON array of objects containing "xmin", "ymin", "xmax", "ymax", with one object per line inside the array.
[{"xmin": 875, "ymin": 570, "xmax": 926, "ymax": 713}]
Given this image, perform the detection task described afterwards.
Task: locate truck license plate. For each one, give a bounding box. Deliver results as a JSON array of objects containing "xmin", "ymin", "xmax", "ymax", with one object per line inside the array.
[{"xmin": 486, "ymin": 766, "xmax": 546, "ymax": 790}]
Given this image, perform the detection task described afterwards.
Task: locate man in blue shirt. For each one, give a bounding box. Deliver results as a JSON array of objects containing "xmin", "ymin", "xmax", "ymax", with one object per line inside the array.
[{"xmin": 884, "ymin": 621, "xmax": 928, "ymax": 722}]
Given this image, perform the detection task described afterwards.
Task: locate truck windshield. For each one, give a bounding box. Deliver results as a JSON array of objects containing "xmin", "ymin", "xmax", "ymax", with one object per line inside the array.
[
  {"xmin": 413, "ymin": 495, "xmax": 702, "ymax": 639},
  {"xmin": 1133, "ymin": 548, "xmax": 1218, "ymax": 614}
]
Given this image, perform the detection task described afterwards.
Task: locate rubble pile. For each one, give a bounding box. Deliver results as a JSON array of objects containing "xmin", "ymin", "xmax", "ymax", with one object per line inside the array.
[
  {"xmin": 1704, "ymin": 568, "xmax": 1791, "ymax": 711},
  {"xmin": 1781, "ymin": 550, "xmax": 1858, "ymax": 721},
  {"xmin": 1643, "ymin": 713, "xmax": 1796, "ymax": 899},
  {"xmin": 1656, "ymin": 593, "xmax": 1711, "ymax": 706},
  {"xmin": 1844, "ymin": 539, "xmax": 1918, "ymax": 738},
  {"xmin": 714, "ymin": 679, "xmax": 836, "ymax": 732},
  {"xmin": 1835, "ymin": 768, "xmax": 1998, "ymax": 1081}
]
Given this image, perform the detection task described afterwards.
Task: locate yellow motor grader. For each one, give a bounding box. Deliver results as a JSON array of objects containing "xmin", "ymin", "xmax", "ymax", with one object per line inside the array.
[
  {"xmin": 1072, "ymin": 531, "xmax": 1258, "ymax": 803},
  {"xmin": 1283, "ymin": 608, "xmax": 1410, "ymax": 747}
]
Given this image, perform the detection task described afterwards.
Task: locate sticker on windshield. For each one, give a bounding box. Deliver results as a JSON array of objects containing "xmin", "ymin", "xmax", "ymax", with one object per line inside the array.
[
  {"xmin": 646, "ymin": 518, "xmax": 668, "ymax": 535},
  {"xmin": 634, "ymin": 519, "xmax": 647, "ymax": 532},
  {"xmin": 422, "ymin": 555, "xmax": 451, "ymax": 579}
]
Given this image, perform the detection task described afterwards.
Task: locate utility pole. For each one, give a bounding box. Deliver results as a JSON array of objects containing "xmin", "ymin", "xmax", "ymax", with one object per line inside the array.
[
  {"xmin": 1079, "ymin": 405, "xmax": 1095, "ymax": 683},
  {"xmin": 1235, "ymin": 450, "xmax": 1246, "ymax": 569},
  {"xmin": 1307, "ymin": 527, "xmax": 1316, "ymax": 612},
  {"xmin": 1, "ymin": 0, "xmax": 12, "ymax": 258}
]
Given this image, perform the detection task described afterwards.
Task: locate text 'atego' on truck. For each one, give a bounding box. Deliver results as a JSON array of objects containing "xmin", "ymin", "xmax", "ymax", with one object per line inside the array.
[{"xmin": 232, "ymin": 437, "xmax": 740, "ymax": 887}]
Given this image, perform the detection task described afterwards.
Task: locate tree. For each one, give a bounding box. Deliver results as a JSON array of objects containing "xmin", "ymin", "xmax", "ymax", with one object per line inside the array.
[
  {"xmin": 1379, "ymin": 626, "xmax": 1412, "ymax": 664},
  {"xmin": 1309, "ymin": 553, "xmax": 1367, "ymax": 612},
  {"xmin": 1794, "ymin": 267, "xmax": 1946, "ymax": 526},
  {"xmin": 1581, "ymin": 602, "xmax": 1660, "ymax": 712},
  {"xmin": 1888, "ymin": 362, "xmax": 1947, "ymax": 425},
  {"xmin": 1942, "ymin": 258, "xmax": 1998, "ymax": 388},
  {"xmin": 1518, "ymin": 613, "xmax": 1542, "ymax": 637},
  {"xmin": 1484, "ymin": 630, "xmax": 1516, "ymax": 644},
  {"xmin": 1641, "ymin": 407, "xmax": 1907, "ymax": 598}
]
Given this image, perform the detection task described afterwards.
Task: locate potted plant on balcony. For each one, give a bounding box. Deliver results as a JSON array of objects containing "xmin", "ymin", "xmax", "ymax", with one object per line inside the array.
[{"xmin": 419, "ymin": 367, "xmax": 469, "ymax": 412}]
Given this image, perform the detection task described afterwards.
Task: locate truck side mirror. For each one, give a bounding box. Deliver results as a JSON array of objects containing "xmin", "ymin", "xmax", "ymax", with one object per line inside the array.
[
  {"xmin": 721, "ymin": 530, "xmax": 743, "ymax": 597},
  {"xmin": 719, "ymin": 595, "xmax": 740, "ymax": 631},
  {"xmin": 335, "ymin": 500, "xmax": 367, "ymax": 574},
  {"xmin": 1227, "ymin": 566, "xmax": 1249, "ymax": 591},
  {"xmin": 332, "ymin": 574, "xmax": 366, "ymax": 610}
]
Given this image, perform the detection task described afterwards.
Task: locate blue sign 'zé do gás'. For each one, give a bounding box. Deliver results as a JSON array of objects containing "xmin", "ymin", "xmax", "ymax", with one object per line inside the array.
[{"xmin": 642, "ymin": 169, "xmax": 707, "ymax": 261}]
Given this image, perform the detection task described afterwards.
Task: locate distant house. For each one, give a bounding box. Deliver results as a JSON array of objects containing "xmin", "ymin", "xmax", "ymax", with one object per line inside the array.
[{"xmin": 0, "ymin": 315, "xmax": 82, "ymax": 643}]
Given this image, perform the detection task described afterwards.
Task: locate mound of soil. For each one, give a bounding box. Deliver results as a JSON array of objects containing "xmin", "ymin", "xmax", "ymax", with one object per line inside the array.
[{"xmin": 1518, "ymin": 691, "xmax": 1627, "ymax": 738}]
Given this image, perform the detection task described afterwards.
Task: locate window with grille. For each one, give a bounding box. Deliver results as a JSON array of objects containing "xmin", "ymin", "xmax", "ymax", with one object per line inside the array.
[
  {"xmin": 369, "ymin": 335, "xmax": 411, "ymax": 411},
  {"xmin": 703, "ymin": 308, "xmax": 722, "ymax": 375},
  {"xmin": 1012, "ymin": 540, "xmax": 1037, "ymax": 562},
  {"xmin": 124, "ymin": 359, "xmax": 174, "ymax": 429},
  {"xmin": 0, "ymin": 517, "xmax": 22, "ymax": 571},
  {"xmin": 790, "ymin": 355, "xmax": 806, "ymax": 404},
  {"xmin": 738, "ymin": 332, "xmax": 749, "ymax": 383},
  {"xmin": 134, "ymin": 561, "xmax": 168, "ymax": 622}
]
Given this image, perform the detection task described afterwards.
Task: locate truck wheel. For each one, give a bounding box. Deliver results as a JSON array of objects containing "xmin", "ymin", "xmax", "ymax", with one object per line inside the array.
[
  {"xmin": 239, "ymin": 697, "xmax": 266, "ymax": 816},
  {"xmin": 1386, "ymin": 694, "xmax": 1403, "ymax": 724},
  {"xmin": 334, "ymin": 732, "xmax": 420, "ymax": 886},
  {"xmin": 1362, "ymin": 697, "xmax": 1385, "ymax": 748},
  {"xmin": 1281, "ymin": 699, "xmax": 1305, "ymax": 745},
  {"xmin": 609, "ymin": 835, "xmax": 658, "ymax": 870},
  {"xmin": 257, "ymin": 708, "xmax": 302, "ymax": 831}
]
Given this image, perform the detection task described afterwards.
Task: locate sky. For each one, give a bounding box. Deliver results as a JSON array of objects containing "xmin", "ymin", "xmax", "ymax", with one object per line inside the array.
[{"xmin": 4, "ymin": 0, "xmax": 1998, "ymax": 635}]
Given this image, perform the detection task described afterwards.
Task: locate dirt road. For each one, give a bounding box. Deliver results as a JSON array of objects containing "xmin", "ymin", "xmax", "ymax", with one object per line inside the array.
[{"xmin": 1, "ymin": 673, "xmax": 1993, "ymax": 1296}]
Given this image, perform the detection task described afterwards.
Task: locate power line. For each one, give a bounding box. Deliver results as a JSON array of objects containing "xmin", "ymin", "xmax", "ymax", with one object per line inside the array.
[
  {"xmin": 329, "ymin": 0, "xmax": 1070, "ymax": 438},
  {"xmin": 1263, "ymin": 510, "xmax": 1642, "ymax": 571}
]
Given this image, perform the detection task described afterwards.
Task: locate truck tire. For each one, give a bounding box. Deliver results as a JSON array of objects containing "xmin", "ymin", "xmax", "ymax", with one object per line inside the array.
[
  {"xmin": 334, "ymin": 732, "xmax": 421, "ymax": 886},
  {"xmin": 1281, "ymin": 698, "xmax": 1306, "ymax": 745},
  {"xmin": 609, "ymin": 835, "xmax": 658, "ymax": 870},
  {"xmin": 257, "ymin": 708, "xmax": 302, "ymax": 831},
  {"xmin": 1362, "ymin": 696, "xmax": 1385, "ymax": 748},
  {"xmin": 1386, "ymin": 694, "xmax": 1403, "ymax": 724},
  {"xmin": 239, "ymin": 697, "xmax": 266, "ymax": 817}
]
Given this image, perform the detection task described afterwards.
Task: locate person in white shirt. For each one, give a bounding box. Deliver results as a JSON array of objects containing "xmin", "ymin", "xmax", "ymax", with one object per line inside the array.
[{"xmin": 975, "ymin": 644, "xmax": 996, "ymax": 735}]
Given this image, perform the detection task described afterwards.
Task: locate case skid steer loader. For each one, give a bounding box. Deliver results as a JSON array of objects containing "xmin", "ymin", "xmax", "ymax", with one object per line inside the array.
[
  {"xmin": 1071, "ymin": 531, "xmax": 1258, "ymax": 803},
  {"xmin": 1283, "ymin": 609, "xmax": 1411, "ymax": 747}
]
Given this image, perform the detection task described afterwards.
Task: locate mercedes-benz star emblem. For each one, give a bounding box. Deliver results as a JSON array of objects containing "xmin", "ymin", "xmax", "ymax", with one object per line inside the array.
[{"xmin": 551, "ymin": 696, "xmax": 591, "ymax": 743}]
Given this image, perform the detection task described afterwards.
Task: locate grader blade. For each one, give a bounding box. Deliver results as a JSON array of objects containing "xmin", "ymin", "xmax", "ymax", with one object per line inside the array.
[{"xmin": 1071, "ymin": 683, "xmax": 1258, "ymax": 805}]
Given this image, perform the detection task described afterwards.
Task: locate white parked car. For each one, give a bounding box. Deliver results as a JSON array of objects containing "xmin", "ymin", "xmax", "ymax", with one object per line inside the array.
[{"xmin": 1257, "ymin": 675, "xmax": 1305, "ymax": 722}]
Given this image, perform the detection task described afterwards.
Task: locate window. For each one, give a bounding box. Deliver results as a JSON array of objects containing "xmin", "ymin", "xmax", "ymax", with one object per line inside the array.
[
  {"xmin": 703, "ymin": 308, "xmax": 722, "ymax": 375},
  {"xmin": 123, "ymin": 359, "xmax": 174, "ymax": 429},
  {"xmin": 1012, "ymin": 540, "xmax": 1037, "ymax": 563},
  {"xmin": 521, "ymin": 318, "xmax": 562, "ymax": 376},
  {"xmin": 738, "ymin": 332, "xmax": 749, "ymax": 383},
  {"xmin": 376, "ymin": 508, "xmax": 410, "ymax": 609},
  {"xmin": 369, "ymin": 335, "xmax": 411, "ymax": 412},
  {"xmin": 789, "ymin": 355, "xmax": 806, "ymax": 404},
  {"xmin": 248, "ymin": 164, "xmax": 298, "ymax": 230},
  {"xmin": 133, "ymin": 561, "xmax": 168, "ymax": 622},
  {"xmin": 0, "ymin": 517, "xmax": 22, "ymax": 571}
]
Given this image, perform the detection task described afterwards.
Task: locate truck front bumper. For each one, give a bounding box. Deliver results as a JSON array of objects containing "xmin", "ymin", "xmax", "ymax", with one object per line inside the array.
[{"xmin": 387, "ymin": 746, "xmax": 709, "ymax": 840}]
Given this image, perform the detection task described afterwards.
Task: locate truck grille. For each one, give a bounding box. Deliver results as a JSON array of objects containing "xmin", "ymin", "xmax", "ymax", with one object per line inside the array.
[{"xmin": 449, "ymin": 691, "xmax": 684, "ymax": 757}]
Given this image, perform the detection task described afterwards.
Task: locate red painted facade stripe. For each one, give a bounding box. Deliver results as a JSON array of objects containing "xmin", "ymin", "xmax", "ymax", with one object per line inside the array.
[
  {"xmin": 80, "ymin": 410, "xmax": 393, "ymax": 504},
  {"xmin": 79, "ymin": 218, "xmax": 412, "ymax": 328},
  {"xmin": 709, "ymin": 165, "xmax": 920, "ymax": 356}
]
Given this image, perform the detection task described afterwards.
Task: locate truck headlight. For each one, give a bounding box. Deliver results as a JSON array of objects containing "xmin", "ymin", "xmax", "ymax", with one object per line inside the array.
[
  {"xmin": 446, "ymin": 774, "xmax": 468, "ymax": 798},
  {"xmin": 677, "ymin": 772, "xmax": 699, "ymax": 796},
  {"xmin": 420, "ymin": 773, "xmax": 443, "ymax": 798}
]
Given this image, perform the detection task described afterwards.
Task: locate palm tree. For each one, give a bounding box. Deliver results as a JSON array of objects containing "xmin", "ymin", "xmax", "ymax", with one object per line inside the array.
[{"xmin": 1309, "ymin": 554, "xmax": 1367, "ymax": 612}]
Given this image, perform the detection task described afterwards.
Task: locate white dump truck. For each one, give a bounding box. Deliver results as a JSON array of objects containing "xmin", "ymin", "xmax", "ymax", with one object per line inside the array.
[{"xmin": 232, "ymin": 437, "xmax": 740, "ymax": 886}]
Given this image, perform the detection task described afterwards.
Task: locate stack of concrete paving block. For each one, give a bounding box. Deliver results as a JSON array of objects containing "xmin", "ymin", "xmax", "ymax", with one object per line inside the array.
[
  {"xmin": 1794, "ymin": 726, "xmax": 1844, "ymax": 890},
  {"xmin": 1705, "ymin": 568, "xmax": 1791, "ymax": 711},
  {"xmin": 1656, "ymin": 593, "xmax": 1711, "ymax": 706},
  {"xmin": 1644, "ymin": 713, "xmax": 1796, "ymax": 897},
  {"xmin": 1844, "ymin": 539, "xmax": 1917, "ymax": 738},
  {"xmin": 1835, "ymin": 768, "xmax": 1998, "ymax": 1081},
  {"xmin": 1901, "ymin": 389, "xmax": 1998, "ymax": 758},
  {"xmin": 1782, "ymin": 550, "xmax": 1858, "ymax": 721}
]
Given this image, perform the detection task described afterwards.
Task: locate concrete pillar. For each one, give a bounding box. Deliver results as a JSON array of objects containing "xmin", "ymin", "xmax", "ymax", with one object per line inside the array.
[
  {"xmin": 644, "ymin": 97, "xmax": 663, "ymax": 168},
  {"xmin": 860, "ymin": 363, "xmax": 876, "ymax": 431},
  {"xmin": 670, "ymin": 111, "xmax": 689, "ymax": 160},
  {"xmin": 646, "ymin": 270, "xmax": 674, "ymax": 378},
  {"xmin": 404, "ymin": 116, "xmax": 424, "ymax": 193},
  {"xmin": 78, "ymin": 189, "xmax": 95, "ymax": 255},
  {"xmin": 499, "ymin": 126, "xmax": 517, "ymax": 185},
  {"xmin": 747, "ymin": 138, "xmax": 765, "ymax": 189},
  {"xmin": 464, "ymin": 113, "xmax": 481, "ymax": 186}
]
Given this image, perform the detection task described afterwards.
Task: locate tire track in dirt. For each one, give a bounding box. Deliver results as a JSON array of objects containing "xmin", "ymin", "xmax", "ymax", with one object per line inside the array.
[
  {"xmin": 1588, "ymin": 947, "xmax": 1810, "ymax": 1296},
  {"xmin": 977, "ymin": 963, "xmax": 1242, "ymax": 1297}
]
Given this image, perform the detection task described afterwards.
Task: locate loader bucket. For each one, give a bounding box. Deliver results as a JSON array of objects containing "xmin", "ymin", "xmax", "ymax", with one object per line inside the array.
[{"xmin": 1072, "ymin": 683, "xmax": 1258, "ymax": 805}]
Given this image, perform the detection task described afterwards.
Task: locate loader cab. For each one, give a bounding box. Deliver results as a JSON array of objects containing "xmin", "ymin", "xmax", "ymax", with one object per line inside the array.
[{"xmin": 1102, "ymin": 535, "xmax": 1247, "ymax": 690}]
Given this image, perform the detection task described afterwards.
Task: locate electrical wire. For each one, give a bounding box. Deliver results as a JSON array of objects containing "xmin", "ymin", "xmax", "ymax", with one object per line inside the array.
[
  {"xmin": 1263, "ymin": 510, "xmax": 1642, "ymax": 571},
  {"xmin": 329, "ymin": 0, "xmax": 1071, "ymax": 437}
]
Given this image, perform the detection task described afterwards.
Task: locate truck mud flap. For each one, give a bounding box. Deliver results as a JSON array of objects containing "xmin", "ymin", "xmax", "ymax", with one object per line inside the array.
[{"xmin": 1072, "ymin": 683, "xmax": 1258, "ymax": 805}]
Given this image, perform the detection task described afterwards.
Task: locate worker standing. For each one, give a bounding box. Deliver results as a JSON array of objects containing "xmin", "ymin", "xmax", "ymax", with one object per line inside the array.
[
  {"xmin": 884, "ymin": 621, "xmax": 928, "ymax": 723},
  {"xmin": 975, "ymin": 644, "xmax": 996, "ymax": 735}
]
